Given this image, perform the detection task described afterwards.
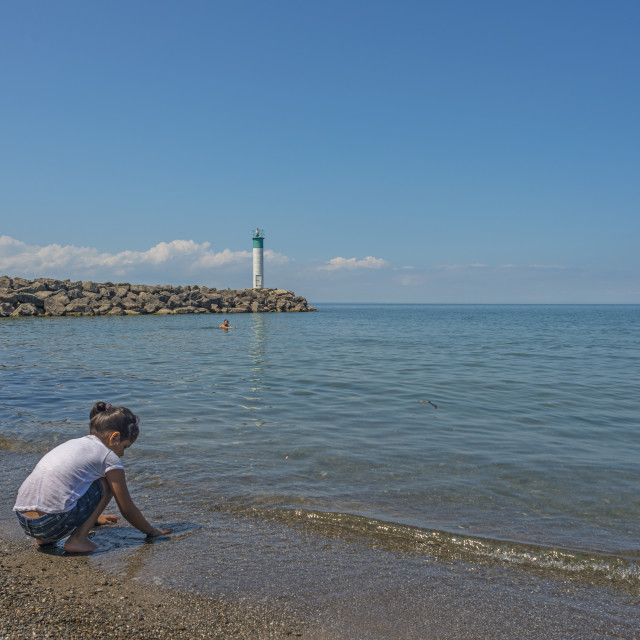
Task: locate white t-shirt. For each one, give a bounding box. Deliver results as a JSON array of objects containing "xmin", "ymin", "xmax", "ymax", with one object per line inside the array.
[{"xmin": 14, "ymin": 434, "xmax": 125, "ymax": 514}]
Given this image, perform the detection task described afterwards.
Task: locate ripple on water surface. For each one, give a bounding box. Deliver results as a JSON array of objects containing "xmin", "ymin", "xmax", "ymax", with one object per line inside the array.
[{"xmin": 1, "ymin": 305, "xmax": 639, "ymax": 563}]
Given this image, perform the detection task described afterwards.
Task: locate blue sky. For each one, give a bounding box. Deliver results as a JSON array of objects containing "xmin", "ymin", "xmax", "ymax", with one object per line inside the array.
[{"xmin": 1, "ymin": 0, "xmax": 638, "ymax": 303}]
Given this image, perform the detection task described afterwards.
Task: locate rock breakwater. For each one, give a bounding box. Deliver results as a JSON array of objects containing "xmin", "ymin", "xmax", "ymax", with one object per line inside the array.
[{"xmin": 0, "ymin": 276, "xmax": 317, "ymax": 317}]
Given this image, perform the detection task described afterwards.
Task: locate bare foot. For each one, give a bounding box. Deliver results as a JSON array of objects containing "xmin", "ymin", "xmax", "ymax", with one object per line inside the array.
[
  {"xmin": 35, "ymin": 538, "xmax": 51, "ymax": 546},
  {"xmin": 64, "ymin": 536, "xmax": 98, "ymax": 553},
  {"xmin": 96, "ymin": 514, "xmax": 120, "ymax": 525}
]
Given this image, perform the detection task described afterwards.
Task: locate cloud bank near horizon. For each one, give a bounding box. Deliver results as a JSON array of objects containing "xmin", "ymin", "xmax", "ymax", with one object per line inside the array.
[
  {"xmin": 1, "ymin": 235, "xmax": 634, "ymax": 303},
  {"xmin": 0, "ymin": 235, "xmax": 289, "ymax": 283}
]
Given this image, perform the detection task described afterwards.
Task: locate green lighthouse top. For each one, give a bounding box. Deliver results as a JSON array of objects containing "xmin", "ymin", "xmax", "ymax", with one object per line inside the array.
[{"xmin": 252, "ymin": 228, "xmax": 265, "ymax": 248}]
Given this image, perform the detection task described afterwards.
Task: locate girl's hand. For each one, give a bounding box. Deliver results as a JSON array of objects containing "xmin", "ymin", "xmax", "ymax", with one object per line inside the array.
[
  {"xmin": 96, "ymin": 514, "xmax": 120, "ymax": 525},
  {"xmin": 107, "ymin": 469, "xmax": 172, "ymax": 538}
]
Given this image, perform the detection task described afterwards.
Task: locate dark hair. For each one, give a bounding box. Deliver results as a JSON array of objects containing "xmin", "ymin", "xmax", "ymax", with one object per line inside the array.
[{"xmin": 89, "ymin": 402, "xmax": 140, "ymax": 443}]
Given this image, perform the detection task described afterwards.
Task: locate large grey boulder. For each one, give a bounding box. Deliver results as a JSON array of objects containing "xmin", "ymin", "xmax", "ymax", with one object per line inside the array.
[
  {"xmin": 82, "ymin": 281, "xmax": 100, "ymax": 293},
  {"xmin": 167, "ymin": 294, "xmax": 183, "ymax": 309},
  {"xmin": 66, "ymin": 285, "xmax": 84, "ymax": 300},
  {"xmin": 200, "ymin": 296, "xmax": 222, "ymax": 311},
  {"xmin": 44, "ymin": 299, "xmax": 68, "ymax": 316},
  {"xmin": 34, "ymin": 278, "xmax": 64, "ymax": 290},
  {"xmin": 11, "ymin": 303, "xmax": 39, "ymax": 316},
  {"xmin": 96, "ymin": 303, "xmax": 114, "ymax": 315},
  {"xmin": 122, "ymin": 294, "xmax": 141, "ymax": 310},
  {"xmin": 65, "ymin": 299, "xmax": 94, "ymax": 315},
  {"xmin": 44, "ymin": 293, "xmax": 70, "ymax": 312},
  {"xmin": 107, "ymin": 307, "xmax": 126, "ymax": 316},
  {"xmin": 0, "ymin": 302, "xmax": 15, "ymax": 316},
  {"xmin": 34, "ymin": 290, "xmax": 55, "ymax": 300},
  {"xmin": 12, "ymin": 291, "xmax": 44, "ymax": 307},
  {"xmin": 15, "ymin": 281, "xmax": 47, "ymax": 293}
]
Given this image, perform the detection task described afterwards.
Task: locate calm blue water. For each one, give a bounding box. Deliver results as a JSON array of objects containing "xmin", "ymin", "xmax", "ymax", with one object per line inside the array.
[{"xmin": 1, "ymin": 304, "xmax": 639, "ymax": 584}]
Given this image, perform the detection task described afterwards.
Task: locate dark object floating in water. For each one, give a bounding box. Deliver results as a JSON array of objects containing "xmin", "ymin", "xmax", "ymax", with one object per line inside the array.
[{"xmin": 419, "ymin": 400, "xmax": 438, "ymax": 409}]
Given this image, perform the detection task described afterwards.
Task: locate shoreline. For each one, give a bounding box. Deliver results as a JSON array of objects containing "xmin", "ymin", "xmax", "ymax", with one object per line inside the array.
[{"xmin": 2, "ymin": 512, "xmax": 639, "ymax": 640}]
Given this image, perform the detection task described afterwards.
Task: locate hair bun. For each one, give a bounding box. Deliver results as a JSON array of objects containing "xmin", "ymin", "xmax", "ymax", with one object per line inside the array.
[{"xmin": 90, "ymin": 401, "xmax": 110, "ymax": 419}]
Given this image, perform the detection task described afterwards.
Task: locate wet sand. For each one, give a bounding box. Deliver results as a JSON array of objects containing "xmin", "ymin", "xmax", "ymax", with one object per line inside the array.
[{"xmin": 2, "ymin": 517, "xmax": 639, "ymax": 640}]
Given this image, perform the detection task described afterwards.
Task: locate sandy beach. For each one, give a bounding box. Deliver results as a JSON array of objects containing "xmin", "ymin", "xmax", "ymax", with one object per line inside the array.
[
  {"xmin": 3, "ymin": 521, "xmax": 640, "ymax": 640},
  {"xmin": 0, "ymin": 536, "xmax": 305, "ymax": 640}
]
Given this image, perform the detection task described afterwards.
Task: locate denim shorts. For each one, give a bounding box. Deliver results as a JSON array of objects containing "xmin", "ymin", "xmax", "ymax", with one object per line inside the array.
[{"xmin": 16, "ymin": 478, "xmax": 104, "ymax": 543}]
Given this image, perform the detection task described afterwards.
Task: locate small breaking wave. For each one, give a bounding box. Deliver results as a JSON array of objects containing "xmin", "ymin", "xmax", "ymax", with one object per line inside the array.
[{"xmin": 235, "ymin": 504, "xmax": 640, "ymax": 588}]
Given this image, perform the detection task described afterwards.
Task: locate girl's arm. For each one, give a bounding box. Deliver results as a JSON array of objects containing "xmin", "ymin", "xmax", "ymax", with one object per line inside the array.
[{"xmin": 106, "ymin": 469, "xmax": 172, "ymax": 536}]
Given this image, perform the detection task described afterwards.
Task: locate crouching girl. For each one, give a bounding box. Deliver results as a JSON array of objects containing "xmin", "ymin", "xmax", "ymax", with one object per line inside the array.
[{"xmin": 14, "ymin": 402, "xmax": 172, "ymax": 553}]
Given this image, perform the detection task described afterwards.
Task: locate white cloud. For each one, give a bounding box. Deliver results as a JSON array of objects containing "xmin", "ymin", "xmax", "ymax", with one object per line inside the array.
[
  {"xmin": 317, "ymin": 256, "xmax": 388, "ymax": 271},
  {"xmin": 192, "ymin": 247, "xmax": 289, "ymax": 269},
  {"xmin": 0, "ymin": 235, "xmax": 289, "ymax": 282},
  {"xmin": 263, "ymin": 249, "xmax": 291, "ymax": 265},
  {"xmin": 0, "ymin": 235, "xmax": 27, "ymax": 253},
  {"xmin": 192, "ymin": 247, "xmax": 252, "ymax": 268}
]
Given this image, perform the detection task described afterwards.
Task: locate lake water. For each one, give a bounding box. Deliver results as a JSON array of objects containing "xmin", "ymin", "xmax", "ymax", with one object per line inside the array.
[{"xmin": 1, "ymin": 304, "xmax": 639, "ymax": 634}]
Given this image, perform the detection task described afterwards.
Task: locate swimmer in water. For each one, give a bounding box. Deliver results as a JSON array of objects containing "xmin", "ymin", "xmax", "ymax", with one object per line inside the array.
[{"xmin": 220, "ymin": 319, "xmax": 235, "ymax": 329}]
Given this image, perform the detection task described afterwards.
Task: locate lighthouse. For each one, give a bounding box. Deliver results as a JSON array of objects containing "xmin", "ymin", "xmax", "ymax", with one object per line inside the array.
[{"xmin": 252, "ymin": 228, "xmax": 265, "ymax": 289}]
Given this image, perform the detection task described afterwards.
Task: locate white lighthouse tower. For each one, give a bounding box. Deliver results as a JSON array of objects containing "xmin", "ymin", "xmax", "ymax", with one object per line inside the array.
[{"xmin": 252, "ymin": 228, "xmax": 265, "ymax": 289}]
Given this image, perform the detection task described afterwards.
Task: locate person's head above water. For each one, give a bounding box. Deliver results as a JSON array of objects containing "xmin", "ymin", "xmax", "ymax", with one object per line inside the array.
[{"xmin": 89, "ymin": 402, "xmax": 140, "ymax": 445}]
